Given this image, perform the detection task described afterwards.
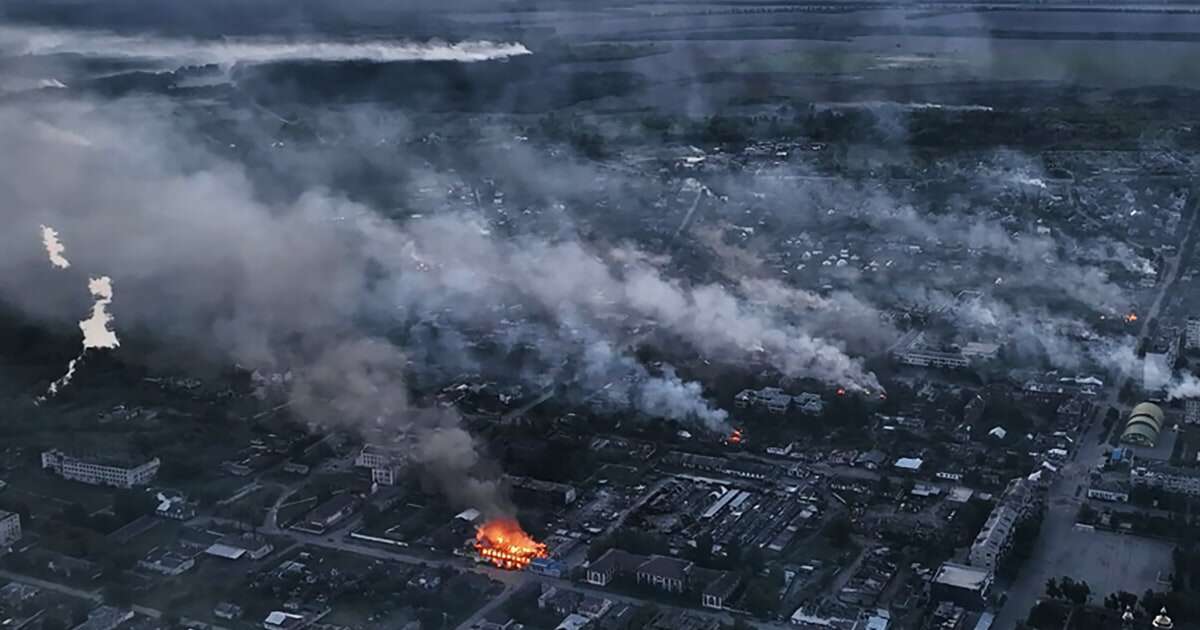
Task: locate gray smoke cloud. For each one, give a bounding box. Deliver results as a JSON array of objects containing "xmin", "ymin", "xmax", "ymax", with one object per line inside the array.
[{"xmin": 0, "ymin": 97, "xmax": 756, "ymax": 513}]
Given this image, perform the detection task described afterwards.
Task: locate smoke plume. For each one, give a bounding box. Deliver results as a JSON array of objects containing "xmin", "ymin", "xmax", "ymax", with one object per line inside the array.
[
  {"xmin": 0, "ymin": 25, "xmax": 532, "ymax": 66},
  {"xmin": 35, "ymin": 225, "xmax": 120, "ymax": 400}
]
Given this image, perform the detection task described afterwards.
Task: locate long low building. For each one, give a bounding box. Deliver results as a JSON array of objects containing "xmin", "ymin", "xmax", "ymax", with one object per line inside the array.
[
  {"xmin": 1131, "ymin": 463, "xmax": 1200, "ymax": 497},
  {"xmin": 968, "ymin": 478, "xmax": 1035, "ymax": 572},
  {"xmin": 41, "ymin": 450, "xmax": 160, "ymax": 488}
]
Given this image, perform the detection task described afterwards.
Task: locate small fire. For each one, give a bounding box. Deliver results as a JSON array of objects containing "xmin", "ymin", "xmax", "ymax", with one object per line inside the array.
[
  {"xmin": 1125, "ymin": 312, "xmax": 1139, "ymax": 323},
  {"xmin": 836, "ymin": 387, "xmax": 847, "ymax": 397},
  {"xmin": 474, "ymin": 518, "xmax": 547, "ymax": 570},
  {"xmin": 727, "ymin": 428, "xmax": 744, "ymax": 445}
]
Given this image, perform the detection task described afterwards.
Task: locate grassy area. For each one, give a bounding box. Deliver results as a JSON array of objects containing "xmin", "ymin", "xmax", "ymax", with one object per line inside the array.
[
  {"xmin": 3, "ymin": 468, "xmax": 116, "ymax": 516},
  {"xmin": 216, "ymin": 484, "xmax": 284, "ymax": 523},
  {"xmin": 136, "ymin": 555, "xmax": 252, "ymax": 622}
]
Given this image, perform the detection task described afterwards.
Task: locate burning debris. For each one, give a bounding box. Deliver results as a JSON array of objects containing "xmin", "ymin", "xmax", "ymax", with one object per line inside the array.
[
  {"xmin": 474, "ymin": 518, "xmax": 547, "ymax": 570},
  {"xmin": 1125, "ymin": 312, "xmax": 1139, "ymax": 323},
  {"xmin": 726, "ymin": 428, "xmax": 744, "ymax": 445}
]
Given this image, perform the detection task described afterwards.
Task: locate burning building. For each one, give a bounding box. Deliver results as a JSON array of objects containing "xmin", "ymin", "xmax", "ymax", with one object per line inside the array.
[{"xmin": 474, "ymin": 518, "xmax": 548, "ymax": 570}]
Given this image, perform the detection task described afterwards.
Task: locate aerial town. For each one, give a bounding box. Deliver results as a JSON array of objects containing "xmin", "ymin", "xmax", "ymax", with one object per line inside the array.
[{"xmin": 5, "ymin": 2, "xmax": 1200, "ymax": 630}]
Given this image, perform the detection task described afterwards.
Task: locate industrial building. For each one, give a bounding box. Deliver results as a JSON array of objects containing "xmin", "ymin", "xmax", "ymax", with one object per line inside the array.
[
  {"xmin": 1121, "ymin": 402, "xmax": 1166, "ymax": 448},
  {"xmin": 41, "ymin": 449, "xmax": 160, "ymax": 488},
  {"xmin": 506, "ymin": 475, "xmax": 577, "ymax": 507}
]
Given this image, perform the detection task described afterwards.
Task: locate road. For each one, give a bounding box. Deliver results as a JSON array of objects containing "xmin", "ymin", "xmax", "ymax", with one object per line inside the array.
[{"xmin": 993, "ymin": 188, "xmax": 1199, "ymax": 629}]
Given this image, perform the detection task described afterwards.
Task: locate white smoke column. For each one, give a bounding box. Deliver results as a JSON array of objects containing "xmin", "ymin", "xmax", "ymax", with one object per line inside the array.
[
  {"xmin": 0, "ymin": 26, "xmax": 532, "ymax": 65},
  {"xmin": 36, "ymin": 226, "xmax": 120, "ymax": 401},
  {"xmin": 637, "ymin": 368, "xmax": 730, "ymax": 431},
  {"xmin": 40, "ymin": 225, "xmax": 71, "ymax": 269},
  {"xmin": 80, "ymin": 276, "xmax": 119, "ymax": 350},
  {"xmin": 1168, "ymin": 375, "xmax": 1200, "ymax": 401}
]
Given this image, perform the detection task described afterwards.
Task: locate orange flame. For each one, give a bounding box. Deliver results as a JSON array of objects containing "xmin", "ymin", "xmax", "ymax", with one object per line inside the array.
[
  {"xmin": 1125, "ymin": 312, "xmax": 1139, "ymax": 323},
  {"xmin": 728, "ymin": 428, "xmax": 744, "ymax": 445},
  {"xmin": 836, "ymin": 387, "xmax": 846, "ymax": 396},
  {"xmin": 474, "ymin": 518, "xmax": 548, "ymax": 570}
]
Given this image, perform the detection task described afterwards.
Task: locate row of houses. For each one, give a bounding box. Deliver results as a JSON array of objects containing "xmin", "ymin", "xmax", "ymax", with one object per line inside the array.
[
  {"xmin": 585, "ymin": 549, "xmax": 742, "ymax": 610},
  {"xmin": 734, "ymin": 387, "xmax": 824, "ymax": 416}
]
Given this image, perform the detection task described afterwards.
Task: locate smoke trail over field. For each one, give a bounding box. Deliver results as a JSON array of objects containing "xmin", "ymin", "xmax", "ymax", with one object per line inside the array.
[{"xmin": 0, "ymin": 25, "xmax": 533, "ymax": 66}]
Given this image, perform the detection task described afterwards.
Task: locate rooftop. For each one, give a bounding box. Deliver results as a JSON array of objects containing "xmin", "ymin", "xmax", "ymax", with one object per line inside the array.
[{"xmin": 933, "ymin": 562, "xmax": 991, "ymax": 591}]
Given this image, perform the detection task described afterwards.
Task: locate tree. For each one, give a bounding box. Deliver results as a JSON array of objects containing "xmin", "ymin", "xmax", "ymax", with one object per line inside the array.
[
  {"xmin": 1058, "ymin": 577, "xmax": 1090, "ymax": 606},
  {"xmin": 1104, "ymin": 591, "xmax": 1138, "ymax": 611},
  {"xmin": 630, "ymin": 604, "xmax": 659, "ymax": 628},
  {"xmin": 742, "ymin": 575, "xmax": 780, "ymax": 618},
  {"xmin": 112, "ymin": 489, "xmax": 156, "ymax": 523},
  {"xmin": 824, "ymin": 514, "xmax": 853, "ymax": 549},
  {"xmin": 875, "ymin": 475, "xmax": 893, "ymax": 497},
  {"xmin": 690, "ymin": 532, "xmax": 714, "ymax": 566},
  {"xmin": 1027, "ymin": 601, "xmax": 1067, "ymax": 629},
  {"xmin": 105, "ymin": 584, "xmax": 134, "ymax": 608},
  {"xmin": 1045, "ymin": 578, "xmax": 1062, "ymax": 600},
  {"xmin": 42, "ymin": 618, "xmax": 67, "ymax": 630},
  {"xmin": 71, "ymin": 602, "xmax": 91, "ymax": 625},
  {"xmin": 62, "ymin": 503, "xmax": 90, "ymax": 528}
]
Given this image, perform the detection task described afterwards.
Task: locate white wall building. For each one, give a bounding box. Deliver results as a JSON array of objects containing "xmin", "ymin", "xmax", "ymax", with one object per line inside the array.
[
  {"xmin": 0, "ymin": 511, "xmax": 21, "ymax": 549},
  {"xmin": 355, "ymin": 445, "xmax": 406, "ymax": 487},
  {"xmin": 1186, "ymin": 399, "xmax": 1200, "ymax": 426},
  {"xmin": 1131, "ymin": 465, "xmax": 1200, "ymax": 497},
  {"xmin": 968, "ymin": 478, "xmax": 1035, "ymax": 571},
  {"xmin": 41, "ymin": 450, "xmax": 159, "ymax": 488},
  {"xmin": 1186, "ymin": 317, "xmax": 1200, "ymax": 350}
]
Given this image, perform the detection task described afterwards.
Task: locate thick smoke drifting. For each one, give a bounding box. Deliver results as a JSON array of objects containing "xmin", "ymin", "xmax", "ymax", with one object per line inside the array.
[
  {"xmin": 0, "ymin": 25, "xmax": 532, "ymax": 66},
  {"xmin": 0, "ymin": 98, "xmax": 799, "ymax": 513}
]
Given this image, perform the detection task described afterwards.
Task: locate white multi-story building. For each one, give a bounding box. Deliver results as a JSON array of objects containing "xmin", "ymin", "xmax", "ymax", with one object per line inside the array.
[
  {"xmin": 1186, "ymin": 317, "xmax": 1200, "ymax": 350},
  {"xmin": 734, "ymin": 387, "xmax": 793, "ymax": 414},
  {"xmin": 968, "ymin": 505, "xmax": 1018, "ymax": 570},
  {"xmin": 0, "ymin": 511, "xmax": 21, "ymax": 549},
  {"xmin": 891, "ymin": 331, "xmax": 973, "ymax": 369},
  {"xmin": 41, "ymin": 450, "xmax": 159, "ymax": 488},
  {"xmin": 355, "ymin": 445, "xmax": 406, "ymax": 487},
  {"xmin": 1131, "ymin": 464, "xmax": 1200, "ymax": 497},
  {"xmin": 1087, "ymin": 483, "xmax": 1129, "ymax": 503},
  {"xmin": 355, "ymin": 444, "xmax": 405, "ymax": 469},
  {"xmin": 1186, "ymin": 399, "xmax": 1200, "ymax": 426},
  {"xmin": 968, "ymin": 478, "xmax": 1036, "ymax": 571}
]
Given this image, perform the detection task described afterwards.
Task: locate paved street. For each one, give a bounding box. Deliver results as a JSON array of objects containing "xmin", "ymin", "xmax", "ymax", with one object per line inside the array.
[{"xmin": 993, "ymin": 187, "xmax": 1199, "ymax": 629}]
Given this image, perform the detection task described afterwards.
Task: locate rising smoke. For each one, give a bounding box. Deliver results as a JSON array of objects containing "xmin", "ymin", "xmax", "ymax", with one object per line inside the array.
[
  {"xmin": 0, "ymin": 25, "xmax": 533, "ymax": 66},
  {"xmin": 35, "ymin": 225, "xmax": 120, "ymax": 400}
]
